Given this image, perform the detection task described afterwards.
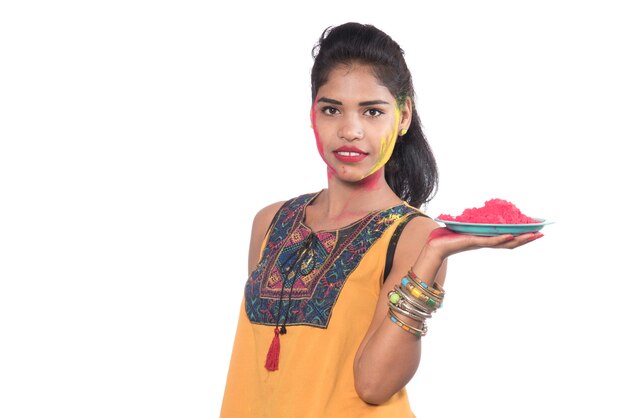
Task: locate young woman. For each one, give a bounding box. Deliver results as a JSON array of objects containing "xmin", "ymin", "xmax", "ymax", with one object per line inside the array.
[{"xmin": 220, "ymin": 22, "xmax": 542, "ymax": 418}]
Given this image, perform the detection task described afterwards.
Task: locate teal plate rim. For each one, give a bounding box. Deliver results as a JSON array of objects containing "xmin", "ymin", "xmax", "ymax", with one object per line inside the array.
[{"xmin": 433, "ymin": 217, "xmax": 554, "ymax": 236}]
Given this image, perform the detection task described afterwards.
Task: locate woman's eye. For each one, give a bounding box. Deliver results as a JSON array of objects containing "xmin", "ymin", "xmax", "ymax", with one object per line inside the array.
[
  {"xmin": 365, "ymin": 109, "xmax": 383, "ymax": 117},
  {"xmin": 321, "ymin": 106, "xmax": 339, "ymax": 116}
]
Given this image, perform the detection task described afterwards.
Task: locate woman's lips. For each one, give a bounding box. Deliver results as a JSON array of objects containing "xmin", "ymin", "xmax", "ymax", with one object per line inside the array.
[{"xmin": 333, "ymin": 146, "xmax": 368, "ymax": 163}]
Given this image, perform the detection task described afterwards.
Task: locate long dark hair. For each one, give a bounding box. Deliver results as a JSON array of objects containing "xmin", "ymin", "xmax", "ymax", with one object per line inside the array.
[{"xmin": 311, "ymin": 22, "xmax": 438, "ymax": 208}]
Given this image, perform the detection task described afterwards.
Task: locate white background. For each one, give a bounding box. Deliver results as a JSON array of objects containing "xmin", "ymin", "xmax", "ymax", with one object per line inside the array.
[{"xmin": 1, "ymin": 1, "xmax": 625, "ymax": 417}]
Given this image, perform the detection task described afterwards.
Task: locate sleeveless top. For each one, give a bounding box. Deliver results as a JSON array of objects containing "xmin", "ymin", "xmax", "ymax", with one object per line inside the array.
[{"xmin": 220, "ymin": 192, "xmax": 424, "ymax": 418}]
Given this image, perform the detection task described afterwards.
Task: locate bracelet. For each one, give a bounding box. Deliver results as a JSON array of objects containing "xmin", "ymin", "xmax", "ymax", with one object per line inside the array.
[
  {"xmin": 395, "ymin": 284, "xmax": 436, "ymax": 314},
  {"xmin": 401, "ymin": 278, "xmax": 442, "ymax": 310},
  {"xmin": 386, "ymin": 269, "xmax": 445, "ymax": 338},
  {"xmin": 388, "ymin": 310, "xmax": 427, "ymax": 337},
  {"xmin": 389, "ymin": 301, "xmax": 428, "ymax": 322},
  {"xmin": 408, "ymin": 267, "xmax": 445, "ymax": 297},
  {"xmin": 388, "ymin": 289, "xmax": 432, "ymax": 320},
  {"xmin": 403, "ymin": 271, "xmax": 444, "ymax": 301}
]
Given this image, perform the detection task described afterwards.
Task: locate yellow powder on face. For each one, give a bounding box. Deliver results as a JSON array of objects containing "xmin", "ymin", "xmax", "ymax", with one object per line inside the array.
[{"xmin": 363, "ymin": 107, "xmax": 401, "ymax": 178}]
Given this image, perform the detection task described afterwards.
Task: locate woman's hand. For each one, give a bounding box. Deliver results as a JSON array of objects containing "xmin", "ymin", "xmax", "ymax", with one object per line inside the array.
[{"xmin": 424, "ymin": 227, "xmax": 543, "ymax": 260}]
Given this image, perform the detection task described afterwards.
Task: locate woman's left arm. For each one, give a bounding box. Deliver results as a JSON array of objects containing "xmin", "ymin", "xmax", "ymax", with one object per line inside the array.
[
  {"xmin": 353, "ymin": 218, "xmax": 541, "ymax": 404},
  {"xmin": 353, "ymin": 216, "xmax": 443, "ymax": 405}
]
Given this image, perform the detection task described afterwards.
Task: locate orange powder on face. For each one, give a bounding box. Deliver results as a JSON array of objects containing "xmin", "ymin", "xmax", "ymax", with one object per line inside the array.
[{"xmin": 364, "ymin": 107, "xmax": 400, "ymax": 178}]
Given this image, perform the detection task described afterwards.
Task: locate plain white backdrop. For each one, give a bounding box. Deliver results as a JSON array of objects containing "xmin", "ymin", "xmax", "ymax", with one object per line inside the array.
[{"xmin": 1, "ymin": 1, "xmax": 625, "ymax": 417}]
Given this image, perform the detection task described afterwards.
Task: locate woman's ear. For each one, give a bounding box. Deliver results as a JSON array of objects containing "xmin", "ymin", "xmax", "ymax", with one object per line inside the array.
[
  {"xmin": 399, "ymin": 97, "xmax": 412, "ymax": 132},
  {"xmin": 310, "ymin": 103, "xmax": 316, "ymax": 129}
]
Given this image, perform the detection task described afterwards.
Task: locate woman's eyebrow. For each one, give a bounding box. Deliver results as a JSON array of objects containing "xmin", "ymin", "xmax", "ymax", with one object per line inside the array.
[
  {"xmin": 358, "ymin": 100, "xmax": 390, "ymax": 106},
  {"xmin": 317, "ymin": 97, "xmax": 391, "ymax": 106},
  {"xmin": 317, "ymin": 97, "xmax": 342, "ymax": 105}
]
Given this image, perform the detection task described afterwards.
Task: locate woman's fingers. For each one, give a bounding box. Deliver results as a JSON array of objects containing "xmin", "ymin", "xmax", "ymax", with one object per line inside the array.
[
  {"xmin": 493, "ymin": 231, "xmax": 544, "ymax": 249},
  {"xmin": 474, "ymin": 233, "xmax": 516, "ymax": 247}
]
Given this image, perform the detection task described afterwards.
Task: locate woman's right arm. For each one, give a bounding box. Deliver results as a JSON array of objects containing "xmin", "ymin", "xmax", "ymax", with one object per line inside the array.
[{"xmin": 247, "ymin": 201, "xmax": 286, "ymax": 275}]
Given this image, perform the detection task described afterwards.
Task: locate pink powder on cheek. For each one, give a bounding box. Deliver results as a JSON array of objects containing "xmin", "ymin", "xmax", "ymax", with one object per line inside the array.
[
  {"xmin": 311, "ymin": 101, "xmax": 336, "ymax": 176},
  {"xmin": 358, "ymin": 169, "xmax": 383, "ymax": 190}
]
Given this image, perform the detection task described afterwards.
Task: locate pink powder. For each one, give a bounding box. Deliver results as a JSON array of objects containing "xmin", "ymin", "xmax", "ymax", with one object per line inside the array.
[{"xmin": 438, "ymin": 199, "xmax": 540, "ymax": 224}]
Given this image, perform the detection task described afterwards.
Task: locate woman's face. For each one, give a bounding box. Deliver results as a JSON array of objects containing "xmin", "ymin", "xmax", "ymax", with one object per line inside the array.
[{"xmin": 311, "ymin": 64, "xmax": 411, "ymax": 183}]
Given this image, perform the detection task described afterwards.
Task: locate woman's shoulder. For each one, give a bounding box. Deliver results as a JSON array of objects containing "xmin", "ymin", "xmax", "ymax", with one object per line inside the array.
[
  {"xmin": 247, "ymin": 200, "xmax": 288, "ymax": 272},
  {"xmin": 395, "ymin": 208, "xmax": 440, "ymax": 247},
  {"xmin": 384, "ymin": 210, "xmax": 442, "ymax": 280},
  {"xmin": 257, "ymin": 199, "xmax": 292, "ymax": 216},
  {"xmin": 252, "ymin": 200, "xmax": 287, "ymax": 232},
  {"xmin": 250, "ymin": 191, "xmax": 317, "ymax": 236}
]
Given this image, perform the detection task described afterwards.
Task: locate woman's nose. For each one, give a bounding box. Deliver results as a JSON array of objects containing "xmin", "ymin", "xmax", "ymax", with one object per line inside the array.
[{"xmin": 339, "ymin": 116, "xmax": 364, "ymax": 141}]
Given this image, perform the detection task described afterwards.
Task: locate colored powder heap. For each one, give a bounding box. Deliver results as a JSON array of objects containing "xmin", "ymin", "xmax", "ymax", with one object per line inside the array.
[{"xmin": 438, "ymin": 199, "xmax": 539, "ymax": 224}]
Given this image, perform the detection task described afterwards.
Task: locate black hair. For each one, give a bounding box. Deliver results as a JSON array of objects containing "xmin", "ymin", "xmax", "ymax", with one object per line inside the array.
[{"xmin": 311, "ymin": 22, "xmax": 438, "ymax": 208}]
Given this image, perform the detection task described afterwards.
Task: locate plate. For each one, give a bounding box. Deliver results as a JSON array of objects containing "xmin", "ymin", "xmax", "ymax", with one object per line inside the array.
[{"xmin": 433, "ymin": 218, "xmax": 553, "ymax": 236}]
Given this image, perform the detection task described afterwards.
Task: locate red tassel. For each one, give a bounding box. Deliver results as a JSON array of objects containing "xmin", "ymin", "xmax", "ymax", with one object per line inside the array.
[{"xmin": 265, "ymin": 327, "xmax": 281, "ymax": 371}]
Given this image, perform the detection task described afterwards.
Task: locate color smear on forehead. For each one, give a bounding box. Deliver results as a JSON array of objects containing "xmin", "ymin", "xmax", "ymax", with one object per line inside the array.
[{"xmin": 364, "ymin": 107, "xmax": 401, "ymax": 178}]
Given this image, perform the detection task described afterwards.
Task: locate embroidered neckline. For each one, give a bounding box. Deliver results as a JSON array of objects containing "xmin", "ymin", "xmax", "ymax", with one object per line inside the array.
[{"xmin": 245, "ymin": 193, "xmax": 420, "ymax": 331}]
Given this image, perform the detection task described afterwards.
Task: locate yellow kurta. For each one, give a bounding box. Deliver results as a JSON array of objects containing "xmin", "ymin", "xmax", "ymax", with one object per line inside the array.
[{"xmin": 221, "ymin": 192, "xmax": 422, "ymax": 418}]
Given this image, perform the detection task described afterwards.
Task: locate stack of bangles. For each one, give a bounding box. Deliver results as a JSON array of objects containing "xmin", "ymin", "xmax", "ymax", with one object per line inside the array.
[{"xmin": 387, "ymin": 268, "xmax": 445, "ymax": 338}]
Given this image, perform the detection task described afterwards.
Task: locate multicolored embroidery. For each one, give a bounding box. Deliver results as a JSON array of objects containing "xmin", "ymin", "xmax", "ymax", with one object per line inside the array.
[{"xmin": 245, "ymin": 192, "xmax": 418, "ymax": 328}]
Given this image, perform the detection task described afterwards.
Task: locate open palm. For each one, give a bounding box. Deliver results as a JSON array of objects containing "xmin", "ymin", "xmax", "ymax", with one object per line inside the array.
[{"xmin": 426, "ymin": 227, "xmax": 543, "ymax": 259}]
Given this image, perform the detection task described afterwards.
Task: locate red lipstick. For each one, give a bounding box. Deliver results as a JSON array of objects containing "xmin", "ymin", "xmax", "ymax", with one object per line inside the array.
[{"xmin": 333, "ymin": 146, "xmax": 368, "ymax": 163}]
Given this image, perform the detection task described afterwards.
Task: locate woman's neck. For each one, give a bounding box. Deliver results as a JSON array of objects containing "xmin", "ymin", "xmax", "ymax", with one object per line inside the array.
[{"xmin": 318, "ymin": 168, "xmax": 401, "ymax": 219}]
